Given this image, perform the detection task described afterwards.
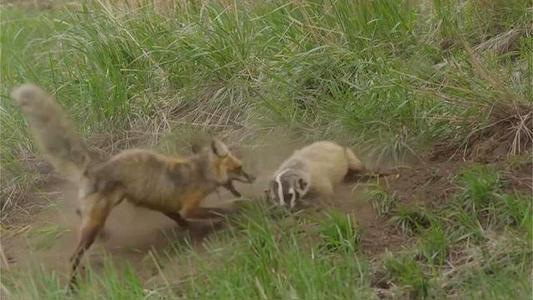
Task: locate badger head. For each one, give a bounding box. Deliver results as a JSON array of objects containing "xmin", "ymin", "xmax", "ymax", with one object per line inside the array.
[{"xmin": 265, "ymin": 169, "xmax": 310, "ymax": 209}]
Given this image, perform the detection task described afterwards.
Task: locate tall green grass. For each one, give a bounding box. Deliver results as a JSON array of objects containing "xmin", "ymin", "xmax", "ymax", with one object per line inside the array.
[{"xmin": 2, "ymin": 0, "xmax": 531, "ymax": 162}]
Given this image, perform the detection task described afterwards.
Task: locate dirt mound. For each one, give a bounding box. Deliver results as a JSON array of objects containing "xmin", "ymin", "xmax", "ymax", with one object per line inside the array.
[
  {"xmin": 432, "ymin": 102, "xmax": 533, "ymax": 163},
  {"xmin": 329, "ymin": 158, "xmax": 465, "ymax": 255},
  {"xmin": 338, "ymin": 157, "xmax": 469, "ymax": 255},
  {"xmin": 382, "ymin": 161, "xmax": 465, "ymax": 208}
]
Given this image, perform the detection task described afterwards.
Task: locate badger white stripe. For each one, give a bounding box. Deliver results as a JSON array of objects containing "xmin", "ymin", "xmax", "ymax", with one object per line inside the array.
[
  {"xmin": 274, "ymin": 169, "xmax": 291, "ymax": 206},
  {"xmin": 289, "ymin": 187, "xmax": 296, "ymax": 209}
]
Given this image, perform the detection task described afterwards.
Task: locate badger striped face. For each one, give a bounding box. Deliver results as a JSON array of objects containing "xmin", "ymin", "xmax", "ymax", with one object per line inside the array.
[{"xmin": 268, "ymin": 169, "xmax": 309, "ymax": 209}]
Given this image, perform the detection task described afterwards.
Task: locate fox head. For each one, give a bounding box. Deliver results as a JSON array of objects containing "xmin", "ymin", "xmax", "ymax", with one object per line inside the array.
[
  {"xmin": 193, "ymin": 139, "xmax": 255, "ymax": 185},
  {"xmin": 265, "ymin": 169, "xmax": 310, "ymax": 209}
]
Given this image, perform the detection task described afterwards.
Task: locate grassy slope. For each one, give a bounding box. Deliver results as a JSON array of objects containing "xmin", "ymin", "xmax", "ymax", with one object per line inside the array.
[{"xmin": 1, "ymin": 0, "xmax": 531, "ymax": 299}]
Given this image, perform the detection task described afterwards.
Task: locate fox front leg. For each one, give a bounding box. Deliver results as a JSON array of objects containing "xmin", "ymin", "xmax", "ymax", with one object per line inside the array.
[
  {"xmin": 222, "ymin": 181, "xmax": 242, "ymax": 197},
  {"xmin": 180, "ymin": 205, "xmax": 232, "ymax": 220},
  {"xmin": 164, "ymin": 212, "xmax": 190, "ymax": 229}
]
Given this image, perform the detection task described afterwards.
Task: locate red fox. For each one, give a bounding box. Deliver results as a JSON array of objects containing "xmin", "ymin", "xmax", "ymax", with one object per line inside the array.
[
  {"xmin": 12, "ymin": 84, "xmax": 255, "ymax": 288},
  {"xmin": 265, "ymin": 141, "xmax": 366, "ymax": 210}
]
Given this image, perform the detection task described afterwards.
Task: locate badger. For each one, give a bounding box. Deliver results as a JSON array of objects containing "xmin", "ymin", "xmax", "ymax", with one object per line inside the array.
[{"xmin": 266, "ymin": 141, "xmax": 366, "ymax": 209}]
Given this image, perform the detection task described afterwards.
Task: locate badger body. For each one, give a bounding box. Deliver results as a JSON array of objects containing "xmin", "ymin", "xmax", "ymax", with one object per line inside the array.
[{"xmin": 267, "ymin": 141, "xmax": 365, "ymax": 209}]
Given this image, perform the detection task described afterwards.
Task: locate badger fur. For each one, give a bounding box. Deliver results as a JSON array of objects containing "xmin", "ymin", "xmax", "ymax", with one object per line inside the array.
[{"xmin": 266, "ymin": 141, "xmax": 366, "ymax": 209}]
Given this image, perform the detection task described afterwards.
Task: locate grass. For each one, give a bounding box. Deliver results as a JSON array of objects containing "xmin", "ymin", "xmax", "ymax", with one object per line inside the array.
[
  {"xmin": 186, "ymin": 208, "xmax": 371, "ymax": 299},
  {"xmin": 417, "ymin": 221, "xmax": 449, "ymax": 266},
  {"xmin": 383, "ymin": 253, "xmax": 430, "ymax": 298},
  {"xmin": 318, "ymin": 211, "xmax": 359, "ymax": 253},
  {"xmin": 29, "ymin": 224, "xmax": 69, "ymax": 250},
  {"xmin": 1, "ymin": 0, "xmax": 532, "ymax": 299},
  {"xmin": 390, "ymin": 205, "xmax": 432, "ymax": 236},
  {"xmin": 365, "ymin": 183, "xmax": 398, "ymax": 216},
  {"xmin": 444, "ymin": 165, "xmax": 533, "ymax": 243}
]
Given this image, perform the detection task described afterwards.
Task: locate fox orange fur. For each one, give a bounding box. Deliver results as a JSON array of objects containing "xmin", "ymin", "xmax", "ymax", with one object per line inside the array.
[{"xmin": 12, "ymin": 84, "xmax": 255, "ymax": 288}]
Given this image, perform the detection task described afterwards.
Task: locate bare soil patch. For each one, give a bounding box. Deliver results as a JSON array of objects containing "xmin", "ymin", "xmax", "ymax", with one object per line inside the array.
[
  {"xmin": 0, "ymin": 176, "xmax": 243, "ymax": 286},
  {"xmin": 2, "ymin": 138, "xmax": 530, "ymax": 289},
  {"xmin": 381, "ymin": 161, "xmax": 465, "ymax": 208}
]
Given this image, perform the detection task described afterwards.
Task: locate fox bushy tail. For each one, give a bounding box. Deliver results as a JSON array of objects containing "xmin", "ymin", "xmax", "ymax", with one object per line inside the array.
[{"xmin": 11, "ymin": 84, "xmax": 92, "ymax": 182}]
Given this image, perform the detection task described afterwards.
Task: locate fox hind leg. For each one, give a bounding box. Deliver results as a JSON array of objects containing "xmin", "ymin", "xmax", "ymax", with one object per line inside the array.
[
  {"xmin": 68, "ymin": 191, "xmax": 122, "ymax": 290},
  {"xmin": 75, "ymin": 207, "xmax": 110, "ymax": 241}
]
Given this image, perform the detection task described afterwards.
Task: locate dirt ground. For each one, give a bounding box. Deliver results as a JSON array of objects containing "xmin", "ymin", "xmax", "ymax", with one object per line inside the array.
[
  {"xmin": 1, "ymin": 140, "xmax": 531, "ymax": 288},
  {"xmin": 0, "ymin": 177, "xmax": 392, "ymax": 284}
]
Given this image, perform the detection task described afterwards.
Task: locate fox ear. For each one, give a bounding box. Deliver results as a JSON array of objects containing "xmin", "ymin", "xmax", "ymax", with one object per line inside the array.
[
  {"xmin": 211, "ymin": 139, "xmax": 229, "ymax": 157},
  {"xmin": 295, "ymin": 177, "xmax": 309, "ymax": 195}
]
